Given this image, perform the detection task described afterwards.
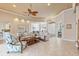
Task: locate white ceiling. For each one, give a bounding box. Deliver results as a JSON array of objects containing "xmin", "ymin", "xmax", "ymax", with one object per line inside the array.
[{"xmin": 0, "ymin": 3, "xmax": 72, "ymax": 20}]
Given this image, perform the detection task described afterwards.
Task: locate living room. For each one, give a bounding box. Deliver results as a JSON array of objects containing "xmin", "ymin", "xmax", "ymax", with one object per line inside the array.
[{"xmin": 0, "ymin": 3, "xmax": 79, "ymax": 56}]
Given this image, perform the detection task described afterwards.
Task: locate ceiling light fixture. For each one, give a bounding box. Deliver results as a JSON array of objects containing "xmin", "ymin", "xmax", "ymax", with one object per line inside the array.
[
  {"xmin": 14, "ymin": 18, "xmax": 19, "ymax": 22},
  {"xmin": 13, "ymin": 4, "xmax": 16, "ymax": 8},
  {"xmin": 26, "ymin": 20, "xmax": 30, "ymax": 23},
  {"xmin": 48, "ymin": 3, "xmax": 51, "ymax": 6},
  {"xmin": 21, "ymin": 19, "xmax": 25, "ymax": 23}
]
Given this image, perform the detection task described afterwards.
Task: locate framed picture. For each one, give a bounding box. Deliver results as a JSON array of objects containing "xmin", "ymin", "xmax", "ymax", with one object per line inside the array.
[{"xmin": 66, "ymin": 24, "xmax": 72, "ymax": 29}]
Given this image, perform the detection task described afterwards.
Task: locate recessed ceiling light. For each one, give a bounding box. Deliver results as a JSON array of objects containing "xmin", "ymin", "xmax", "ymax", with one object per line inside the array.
[
  {"xmin": 12, "ymin": 4, "xmax": 16, "ymax": 7},
  {"xmin": 21, "ymin": 19, "xmax": 25, "ymax": 23},
  {"xmin": 14, "ymin": 18, "xmax": 19, "ymax": 22},
  {"xmin": 26, "ymin": 20, "xmax": 30, "ymax": 23},
  {"xmin": 48, "ymin": 3, "xmax": 51, "ymax": 6}
]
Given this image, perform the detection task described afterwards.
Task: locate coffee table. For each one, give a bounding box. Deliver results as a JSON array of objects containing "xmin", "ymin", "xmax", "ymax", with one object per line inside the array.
[{"xmin": 21, "ymin": 36, "xmax": 39, "ymax": 46}]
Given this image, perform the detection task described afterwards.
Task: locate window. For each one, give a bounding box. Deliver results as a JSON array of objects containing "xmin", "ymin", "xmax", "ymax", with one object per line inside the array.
[{"xmin": 31, "ymin": 22, "xmax": 47, "ymax": 32}]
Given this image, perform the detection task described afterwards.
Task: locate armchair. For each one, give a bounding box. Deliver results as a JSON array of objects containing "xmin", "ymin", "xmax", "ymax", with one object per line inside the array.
[
  {"xmin": 3, "ymin": 32, "xmax": 26, "ymax": 53},
  {"xmin": 39, "ymin": 31, "xmax": 49, "ymax": 41}
]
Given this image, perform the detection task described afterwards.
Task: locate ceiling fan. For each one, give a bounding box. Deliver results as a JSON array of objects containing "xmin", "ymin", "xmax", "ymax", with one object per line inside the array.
[{"xmin": 24, "ymin": 4, "xmax": 38, "ymax": 16}]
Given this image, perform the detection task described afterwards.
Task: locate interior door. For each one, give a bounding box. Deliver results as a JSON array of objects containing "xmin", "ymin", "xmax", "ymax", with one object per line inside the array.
[
  {"xmin": 78, "ymin": 20, "xmax": 79, "ymax": 41},
  {"xmin": 77, "ymin": 20, "xmax": 79, "ymax": 48}
]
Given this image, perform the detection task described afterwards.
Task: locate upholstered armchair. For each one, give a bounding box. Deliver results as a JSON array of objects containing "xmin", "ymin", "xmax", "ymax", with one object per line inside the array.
[
  {"xmin": 39, "ymin": 31, "xmax": 49, "ymax": 41},
  {"xmin": 3, "ymin": 32, "xmax": 26, "ymax": 53}
]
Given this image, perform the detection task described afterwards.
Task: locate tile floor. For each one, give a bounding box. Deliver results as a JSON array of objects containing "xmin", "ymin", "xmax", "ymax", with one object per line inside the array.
[{"xmin": 0, "ymin": 37, "xmax": 79, "ymax": 56}]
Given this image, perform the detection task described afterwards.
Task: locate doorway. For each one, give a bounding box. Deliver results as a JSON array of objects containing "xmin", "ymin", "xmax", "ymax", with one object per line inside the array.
[
  {"xmin": 48, "ymin": 23, "xmax": 56, "ymax": 37},
  {"xmin": 76, "ymin": 20, "xmax": 79, "ymax": 48}
]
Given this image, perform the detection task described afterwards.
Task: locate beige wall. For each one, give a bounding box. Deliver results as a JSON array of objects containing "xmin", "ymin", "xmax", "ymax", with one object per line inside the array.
[
  {"xmin": 50, "ymin": 8, "xmax": 76, "ymax": 41},
  {"xmin": 63, "ymin": 9, "xmax": 76, "ymax": 41},
  {"xmin": 0, "ymin": 11, "xmax": 30, "ymax": 36}
]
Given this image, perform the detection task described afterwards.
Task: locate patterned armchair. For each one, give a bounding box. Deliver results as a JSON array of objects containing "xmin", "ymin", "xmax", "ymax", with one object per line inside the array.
[
  {"xmin": 3, "ymin": 32, "xmax": 26, "ymax": 53},
  {"xmin": 39, "ymin": 31, "xmax": 49, "ymax": 41}
]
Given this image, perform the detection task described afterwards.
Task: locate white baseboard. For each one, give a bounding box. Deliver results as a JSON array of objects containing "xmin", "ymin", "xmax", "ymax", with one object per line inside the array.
[{"xmin": 62, "ymin": 39, "xmax": 76, "ymax": 42}]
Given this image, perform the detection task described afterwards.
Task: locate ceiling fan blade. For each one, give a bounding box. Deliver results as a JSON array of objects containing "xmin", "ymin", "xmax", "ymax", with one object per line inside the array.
[
  {"xmin": 24, "ymin": 4, "xmax": 38, "ymax": 16},
  {"xmin": 28, "ymin": 8, "xmax": 32, "ymax": 13},
  {"xmin": 32, "ymin": 11, "xmax": 38, "ymax": 13},
  {"xmin": 32, "ymin": 13, "xmax": 37, "ymax": 16}
]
